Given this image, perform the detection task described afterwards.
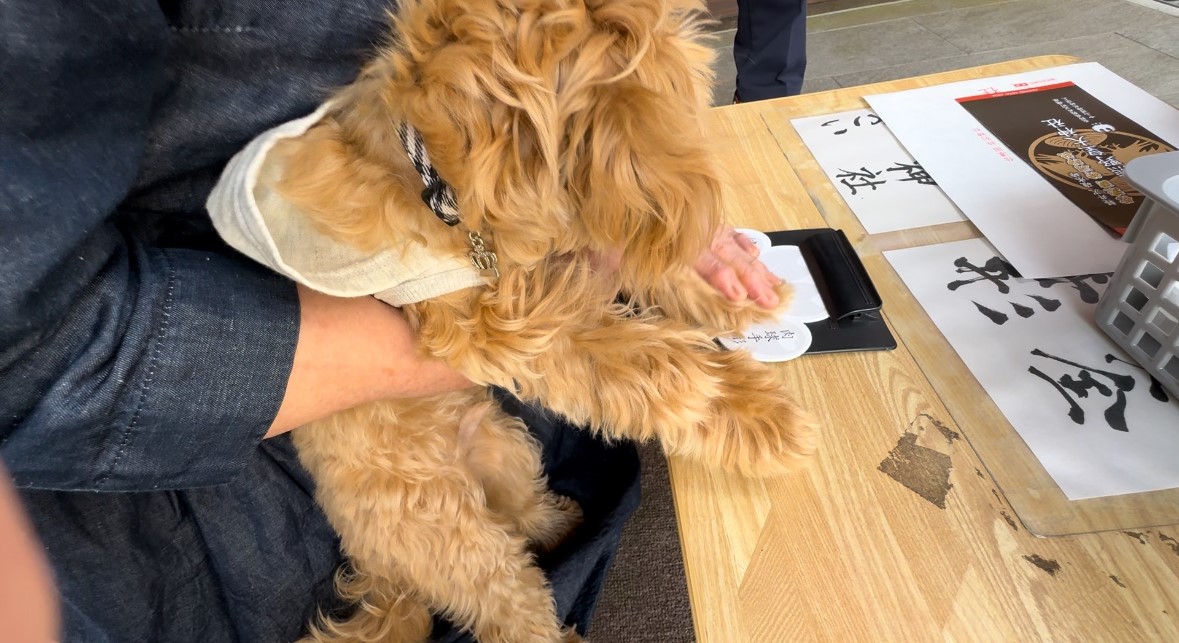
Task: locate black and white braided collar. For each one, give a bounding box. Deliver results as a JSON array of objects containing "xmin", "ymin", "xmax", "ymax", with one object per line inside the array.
[
  {"xmin": 397, "ymin": 122, "xmax": 462, "ymax": 226},
  {"xmin": 397, "ymin": 121, "xmax": 499, "ymax": 279}
]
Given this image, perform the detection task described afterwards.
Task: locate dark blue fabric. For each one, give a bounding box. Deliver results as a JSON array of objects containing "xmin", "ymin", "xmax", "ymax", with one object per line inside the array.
[
  {"xmin": 733, "ymin": 0, "xmax": 808, "ymax": 101},
  {"xmin": 18, "ymin": 412, "xmax": 640, "ymax": 643},
  {"xmin": 17, "ymin": 437, "xmax": 347, "ymax": 643},
  {"xmin": 0, "ymin": 0, "xmax": 379, "ymax": 490},
  {"xmin": 0, "ymin": 1, "xmax": 640, "ymax": 641}
]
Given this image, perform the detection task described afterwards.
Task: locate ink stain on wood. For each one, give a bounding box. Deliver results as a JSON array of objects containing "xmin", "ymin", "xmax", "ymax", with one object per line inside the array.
[
  {"xmin": 1123, "ymin": 531, "xmax": 1149, "ymax": 545},
  {"xmin": 1110, "ymin": 575, "xmax": 1126, "ymax": 588},
  {"xmin": 910, "ymin": 413, "xmax": 960, "ymax": 444},
  {"xmin": 1023, "ymin": 554, "xmax": 1061, "ymax": 576},
  {"xmin": 1001, "ymin": 510, "xmax": 1018, "ymax": 531},
  {"xmin": 1158, "ymin": 533, "xmax": 1179, "ymax": 556},
  {"xmin": 878, "ymin": 433, "xmax": 953, "ymax": 509}
]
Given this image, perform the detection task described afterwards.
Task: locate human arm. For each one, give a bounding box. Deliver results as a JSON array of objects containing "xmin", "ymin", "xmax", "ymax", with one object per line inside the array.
[
  {"xmin": 0, "ymin": 1, "xmax": 467, "ymax": 489},
  {"xmin": 268, "ymin": 285, "xmax": 470, "ymax": 437}
]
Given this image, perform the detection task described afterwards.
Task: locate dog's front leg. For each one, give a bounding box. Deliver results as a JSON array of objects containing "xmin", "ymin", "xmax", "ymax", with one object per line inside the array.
[
  {"xmin": 545, "ymin": 315, "xmax": 816, "ymax": 477},
  {"xmin": 630, "ymin": 264, "xmax": 793, "ymax": 338},
  {"xmin": 426, "ymin": 303, "xmax": 816, "ymax": 478}
]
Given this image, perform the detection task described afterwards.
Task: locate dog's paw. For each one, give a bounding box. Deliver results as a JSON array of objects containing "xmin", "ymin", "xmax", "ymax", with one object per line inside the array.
[
  {"xmin": 560, "ymin": 627, "xmax": 585, "ymax": 643},
  {"xmin": 637, "ymin": 268, "xmax": 793, "ymax": 337},
  {"xmin": 675, "ymin": 350, "xmax": 818, "ymax": 477},
  {"xmin": 687, "ymin": 280, "xmax": 794, "ymax": 338},
  {"xmin": 531, "ymin": 494, "xmax": 583, "ymax": 553},
  {"xmin": 713, "ymin": 384, "xmax": 819, "ymax": 478},
  {"xmin": 737, "ymin": 280, "xmax": 793, "ymax": 327}
]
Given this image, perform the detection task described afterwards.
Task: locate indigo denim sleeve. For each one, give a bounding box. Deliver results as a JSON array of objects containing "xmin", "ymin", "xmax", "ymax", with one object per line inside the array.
[{"xmin": 0, "ymin": 1, "xmax": 301, "ymax": 491}]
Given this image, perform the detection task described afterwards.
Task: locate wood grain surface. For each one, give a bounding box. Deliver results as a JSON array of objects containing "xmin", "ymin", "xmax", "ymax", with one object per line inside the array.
[{"xmin": 669, "ymin": 56, "xmax": 1179, "ymax": 643}]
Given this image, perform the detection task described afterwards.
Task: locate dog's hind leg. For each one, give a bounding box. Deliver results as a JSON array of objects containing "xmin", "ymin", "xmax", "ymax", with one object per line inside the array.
[
  {"xmin": 296, "ymin": 417, "xmax": 574, "ymax": 642},
  {"xmin": 299, "ymin": 567, "xmax": 432, "ymax": 643},
  {"xmin": 514, "ymin": 492, "xmax": 583, "ymax": 554},
  {"xmin": 460, "ymin": 402, "xmax": 583, "ymax": 553},
  {"xmin": 364, "ymin": 487, "xmax": 572, "ymax": 643}
]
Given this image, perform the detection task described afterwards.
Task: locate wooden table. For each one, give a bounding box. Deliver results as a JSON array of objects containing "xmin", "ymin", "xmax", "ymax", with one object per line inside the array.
[{"xmin": 670, "ymin": 56, "xmax": 1179, "ymax": 642}]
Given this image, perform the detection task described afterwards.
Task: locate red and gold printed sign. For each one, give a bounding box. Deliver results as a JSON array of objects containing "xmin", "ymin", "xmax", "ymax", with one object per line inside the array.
[{"xmin": 956, "ymin": 81, "xmax": 1174, "ymax": 236}]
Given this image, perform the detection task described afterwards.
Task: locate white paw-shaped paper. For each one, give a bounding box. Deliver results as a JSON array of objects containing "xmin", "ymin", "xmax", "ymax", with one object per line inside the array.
[
  {"xmin": 760, "ymin": 246, "xmax": 828, "ymax": 323},
  {"xmin": 719, "ymin": 236, "xmax": 828, "ymax": 362}
]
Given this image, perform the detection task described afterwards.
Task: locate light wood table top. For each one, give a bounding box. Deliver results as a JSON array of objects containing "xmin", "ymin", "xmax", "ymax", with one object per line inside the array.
[{"xmin": 670, "ymin": 56, "xmax": 1179, "ymax": 642}]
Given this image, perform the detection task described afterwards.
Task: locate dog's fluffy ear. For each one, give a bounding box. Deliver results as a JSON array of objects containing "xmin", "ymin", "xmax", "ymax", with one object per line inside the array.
[
  {"xmin": 565, "ymin": 79, "xmax": 721, "ymax": 284},
  {"xmin": 384, "ymin": 0, "xmax": 721, "ymax": 274},
  {"xmin": 383, "ymin": 0, "xmax": 585, "ymax": 269},
  {"xmin": 561, "ymin": 0, "xmax": 722, "ymax": 281}
]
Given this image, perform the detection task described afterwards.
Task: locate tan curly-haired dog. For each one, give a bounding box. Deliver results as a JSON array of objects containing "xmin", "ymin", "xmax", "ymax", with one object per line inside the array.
[{"xmin": 258, "ymin": 0, "xmax": 816, "ymax": 640}]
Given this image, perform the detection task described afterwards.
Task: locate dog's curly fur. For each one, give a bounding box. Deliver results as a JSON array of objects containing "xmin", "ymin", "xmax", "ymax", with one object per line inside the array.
[{"xmin": 268, "ymin": 0, "xmax": 817, "ymax": 640}]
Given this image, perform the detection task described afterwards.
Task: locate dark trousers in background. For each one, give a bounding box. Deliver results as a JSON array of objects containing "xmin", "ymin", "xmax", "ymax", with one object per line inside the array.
[{"xmin": 734, "ymin": 0, "xmax": 808, "ymax": 101}]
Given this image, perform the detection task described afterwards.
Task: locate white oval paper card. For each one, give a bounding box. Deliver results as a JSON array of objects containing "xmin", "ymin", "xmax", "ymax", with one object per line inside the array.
[{"xmin": 718, "ymin": 318, "xmax": 813, "ymax": 362}]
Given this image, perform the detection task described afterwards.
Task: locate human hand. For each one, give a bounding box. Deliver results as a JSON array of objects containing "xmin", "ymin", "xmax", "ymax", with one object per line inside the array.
[
  {"xmin": 0, "ymin": 464, "xmax": 59, "ymax": 641},
  {"xmin": 693, "ymin": 226, "xmax": 782, "ymax": 309}
]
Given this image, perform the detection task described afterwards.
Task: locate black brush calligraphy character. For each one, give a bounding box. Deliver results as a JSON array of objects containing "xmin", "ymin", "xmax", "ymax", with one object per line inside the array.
[
  {"xmin": 836, "ymin": 167, "xmax": 885, "ymax": 195},
  {"xmin": 1034, "ymin": 273, "xmax": 1112, "ymax": 304},
  {"xmin": 1029, "ymin": 365, "xmax": 1085, "ymax": 425},
  {"xmin": 1147, "ymin": 377, "xmax": 1168, "ymax": 402},
  {"xmin": 884, "ymin": 161, "xmax": 937, "ymax": 185},
  {"xmin": 948, "ymin": 256, "xmax": 1019, "ymax": 295},
  {"xmin": 973, "ymin": 301, "xmax": 1008, "ymax": 325},
  {"xmin": 1106, "ymin": 354, "xmax": 1170, "ymax": 402},
  {"xmin": 1060, "ymin": 370, "xmax": 1111, "ymax": 398},
  {"xmin": 1027, "ymin": 294, "xmax": 1061, "ymax": 312},
  {"xmin": 1030, "ymin": 349, "xmax": 1134, "ymax": 432}
]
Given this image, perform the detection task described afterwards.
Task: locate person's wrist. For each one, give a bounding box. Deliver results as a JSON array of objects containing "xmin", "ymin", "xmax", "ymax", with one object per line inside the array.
[
  {"xmin": 267, "ymin": 286, "xmax": 472, "ymax": 437},
  {"xmin": 356, "ymin": 294, "xmax": 473, "ymax": 400}
]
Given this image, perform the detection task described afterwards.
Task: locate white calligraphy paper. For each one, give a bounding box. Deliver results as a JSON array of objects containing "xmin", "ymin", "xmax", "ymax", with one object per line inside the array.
[
  {"xmin": 867, "ymin": 63, "xmax": 1179, "ymax": 279},
  {"xmin": 884, "ymin": 238, "xmax": 1179, "ymax": 500},
  {"xmin": 792, "ymin": 108, "xmax": 966, "ymax": 233}
]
